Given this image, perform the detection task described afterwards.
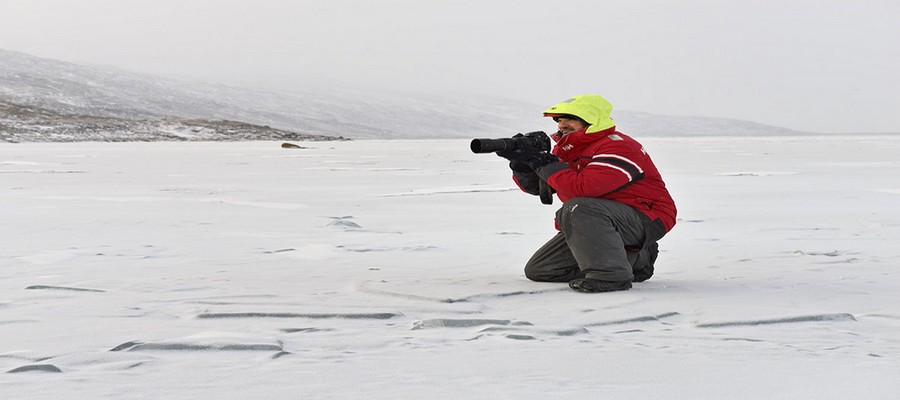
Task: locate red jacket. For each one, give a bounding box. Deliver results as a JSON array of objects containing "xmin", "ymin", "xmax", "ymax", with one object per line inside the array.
[{"xmin": 534, "ymin": 127, "xmax": 677, "ymax": 232}]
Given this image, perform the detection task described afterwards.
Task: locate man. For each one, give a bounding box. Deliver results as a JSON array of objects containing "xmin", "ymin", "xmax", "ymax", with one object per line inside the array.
[{"xmin": 498, "ymin": 94, "xmax": 676, "ymax": 293}]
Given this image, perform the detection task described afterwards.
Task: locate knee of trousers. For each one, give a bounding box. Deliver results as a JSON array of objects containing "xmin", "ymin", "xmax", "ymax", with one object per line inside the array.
[
  {"xmin": 523, "ymin": 252, "xmax": 558, "ymax": 282},
  {"xmin": 523, "ymin": 262, "xmax": 576, "ymax": 283},
  {"xmin": 523, "ymin": 263, "xmax": 543, "ymax": 281}
]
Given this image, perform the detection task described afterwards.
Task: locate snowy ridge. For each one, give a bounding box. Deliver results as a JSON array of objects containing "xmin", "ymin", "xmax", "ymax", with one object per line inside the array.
[
  {"xmin": 0, "ymin": 49, "xmax": 535, "ymax": 140},
  {"xmin": 0, "ymin": 100, "xmax": 342, "ymax": 143},
  {"xmin": 0, "ymin": 49, "xmax": 827, "ymax": 141}
]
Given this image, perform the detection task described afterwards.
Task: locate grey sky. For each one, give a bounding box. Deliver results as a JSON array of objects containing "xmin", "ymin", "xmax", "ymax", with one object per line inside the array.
[{"xmin": 1, "ymin": 0, "xmax": 898, "ymax": 133}]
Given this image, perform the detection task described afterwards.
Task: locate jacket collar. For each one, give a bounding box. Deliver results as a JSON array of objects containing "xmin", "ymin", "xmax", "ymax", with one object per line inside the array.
[{"xmin": 552, "ymin": 126, "xmax": 617, "ymax": 159}]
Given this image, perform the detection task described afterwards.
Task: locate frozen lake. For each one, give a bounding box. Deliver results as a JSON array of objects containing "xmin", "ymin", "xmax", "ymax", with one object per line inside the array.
[{"xmin": 2, "ymin": 136, "xmax": 899, "ymax": 399}]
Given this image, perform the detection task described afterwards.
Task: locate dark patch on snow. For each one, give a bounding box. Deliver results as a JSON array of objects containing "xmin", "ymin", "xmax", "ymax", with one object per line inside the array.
[
  {"xmin": 794, "ymin": 250, "xmax": 845, "ymax": 257},
  {"xmin": 328, "ymin": 220, "xmax": 362, "ymax": 229},
  {"xmin": 585, "ymin": 312, "xmax": 680, "ymax": 327},
  {"xmin": 358, "ymin": 283, "xmax": 566, "ymax": 304},
  {"xmin": 128, "ymin": 343, "xmax": 283, "ymax": 352},
  {"xmin": 506, "ymin": 334, "xmax": 536, "ymax": 341},
  {"xmin": 110, "ymin": 341, "xmax": 144, "ymax": 352},
  {"xmin": 25, "ymin": 285, "xmax": 105, "ymax": 293},
  {"xmin": 696, "ymin": 313, "xmax": 856, "ymax": 328},
  {"xmin": 196, "ymin": 312, "xmax": 400, "ymax": 320},
  {"xmin": 722, "ymin": 337, "xmax": 765, "ymax": 342},
  {"xmin": 338, "ymin": 245, "xmax": 437, "ymax": 253},
  {"xmin": 7, "ymin": 364, "xmax": 62, "ymax": 373},
  {"xmin": 280, "ymin": 327, "xmax": 334, "ymax": 333},
  {"xmin": 479, "ymin": 326, "xmax": 585, "ymax": 337},
  {"xmin": 412, "ymin": 319, "xmax": 515, "ymax": 330},
  {"xmin": 264, "ymin": 248, "xmax": 296, "ymax": 254}
]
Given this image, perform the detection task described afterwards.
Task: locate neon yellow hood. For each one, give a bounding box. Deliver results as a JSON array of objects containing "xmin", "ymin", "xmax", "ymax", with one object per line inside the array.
[{"xmin": 543, "ymin": 94, "xmax": 615, "ymax": 134}]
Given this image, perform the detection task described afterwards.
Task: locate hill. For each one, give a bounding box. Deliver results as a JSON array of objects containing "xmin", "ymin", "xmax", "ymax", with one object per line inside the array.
[
  {"xmin": 1, "ymin": 49, "xmax": 813, "ymax": 141},
  {"xmin": 0, "ymin": 100, "xmax": 341, "ymax": 143}
]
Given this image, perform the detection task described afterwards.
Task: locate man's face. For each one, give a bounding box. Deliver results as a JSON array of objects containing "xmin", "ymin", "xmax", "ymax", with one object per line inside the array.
[{"xmin": 556, "ymin": 116, "xmax": 588, "ymax": 135}]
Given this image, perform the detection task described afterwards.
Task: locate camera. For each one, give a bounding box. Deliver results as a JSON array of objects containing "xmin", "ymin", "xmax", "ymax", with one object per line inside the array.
[{"xmin": 470, "ymin": 131, "xmax": 550, "ymax": 155}]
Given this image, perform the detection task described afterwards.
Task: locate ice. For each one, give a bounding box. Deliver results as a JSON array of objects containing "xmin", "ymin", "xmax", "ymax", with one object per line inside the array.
[{"xmin": 1, "ymin": 136, "xmax": 899, "ymax": 398}]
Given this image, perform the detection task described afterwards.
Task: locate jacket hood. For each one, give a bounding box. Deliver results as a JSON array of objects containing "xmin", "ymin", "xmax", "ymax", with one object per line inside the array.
[{"xmin": 543, "ymin": 94, "xmax": 615, "ymax": 134}]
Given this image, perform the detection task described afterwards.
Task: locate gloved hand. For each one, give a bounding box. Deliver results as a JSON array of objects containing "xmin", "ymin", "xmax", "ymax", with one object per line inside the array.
[
  {"xmin": 509, "ymin": 160, "xmax": 540, "ymax": 195},
  {"xmin": 521, "ymin": 152, "xmax": 559, "ymax": 170},
  {"xmin": 508, "ymin": 160, "xmax": 532, "ymax": 172}
]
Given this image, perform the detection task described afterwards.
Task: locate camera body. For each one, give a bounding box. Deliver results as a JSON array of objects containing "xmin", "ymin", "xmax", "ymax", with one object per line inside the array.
[{"xmin": 470, "ymin": 131, "xmax": 551, "ymax": 155}]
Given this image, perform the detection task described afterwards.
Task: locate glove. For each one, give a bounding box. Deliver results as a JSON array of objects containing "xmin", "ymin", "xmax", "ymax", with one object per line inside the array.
[
  {"xmin": 500, "ymin": 135, "xmax": 559, "ymax": 169},
  {"xmin": 509, "ymin": 161, "xmax": 540, "ymax": 195},
  {"xmin": 522, "ymin": 152, "xmax": 559, "ymax": 170},
  {"xmin": 508, "ymin": 160, "xmax": 532, "ymax": 172}
]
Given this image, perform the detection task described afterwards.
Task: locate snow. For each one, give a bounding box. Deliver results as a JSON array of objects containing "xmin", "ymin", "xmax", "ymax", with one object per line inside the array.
[{"xmin": 1, "ymin": 136, "xmax": 899, "ymax": 399}]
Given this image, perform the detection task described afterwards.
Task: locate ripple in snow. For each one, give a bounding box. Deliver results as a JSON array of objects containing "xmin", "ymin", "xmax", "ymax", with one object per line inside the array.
[
  {"xmin": 25, "ymin": 285, "xmax": 105, "ymax": 293},
  {"xmin": 196, "ymin": 312, "xmax": 400, "ymax": 320},
  {"xmin": 412, "ymin": 318, "xmax": 532, "ymax": 330},
  {"xmin": 358, "ymin": 282, "xmax": 566, "ymax": 304},
  {"xmin": 129, "ymin": 343, "xmax": 283, "ymax": 352},
  {"xmin": 479, "ymin": 325, "xmax": 588, "ymax": 337},
  {"xmin": 111, "ymin": 338, "xmax": 284, "ymax": 353},
  {"xmin": 7, "ymin": 364, "xmax": 62, "ymax": 373},
  {"xmin": 585, "ymin": 312, "xmax": 680, "ymax": 327},
  {"xmin": 696, "ymin": 313, "xmax": 856, "ymax": 328}
]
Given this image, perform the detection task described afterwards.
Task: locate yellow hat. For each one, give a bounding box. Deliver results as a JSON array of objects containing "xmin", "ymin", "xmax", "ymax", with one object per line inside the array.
[{"xmin": 543, "ymin": 94, "xmax": 615, "ymax": 133}]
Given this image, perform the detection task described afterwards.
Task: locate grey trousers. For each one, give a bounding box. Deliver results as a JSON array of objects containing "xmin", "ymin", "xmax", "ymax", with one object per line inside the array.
[{"xmin": 524, "ymin": 197, "xmax": 647, "ymax": 283}]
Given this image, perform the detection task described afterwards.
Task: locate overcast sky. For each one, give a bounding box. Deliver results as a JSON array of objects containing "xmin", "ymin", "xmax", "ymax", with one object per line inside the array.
[{"xmin": 1, "ymin": 0, "xmax": 898, "ymax": 133}]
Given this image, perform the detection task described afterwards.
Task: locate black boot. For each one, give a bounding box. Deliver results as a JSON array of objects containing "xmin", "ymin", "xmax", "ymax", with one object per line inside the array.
[
  {"xmin": 629, "ymin": 242, "xmax": 658, "ymax": 283},
  {"xmin": 568, "ymin": 278, "xmax": 632, "ymax": 293}
]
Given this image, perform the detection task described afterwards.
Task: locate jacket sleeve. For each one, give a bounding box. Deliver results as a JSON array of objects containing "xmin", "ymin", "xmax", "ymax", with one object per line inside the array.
[{"xmin": 535, "ymin": 142, "xmax": 645, "ymax": 198}]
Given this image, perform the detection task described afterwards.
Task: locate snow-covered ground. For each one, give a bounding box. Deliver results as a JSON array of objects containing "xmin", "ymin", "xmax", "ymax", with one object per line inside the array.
[{"xmin": 2, "ymin": 136, "xmax": 899, "ymax": 399}]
